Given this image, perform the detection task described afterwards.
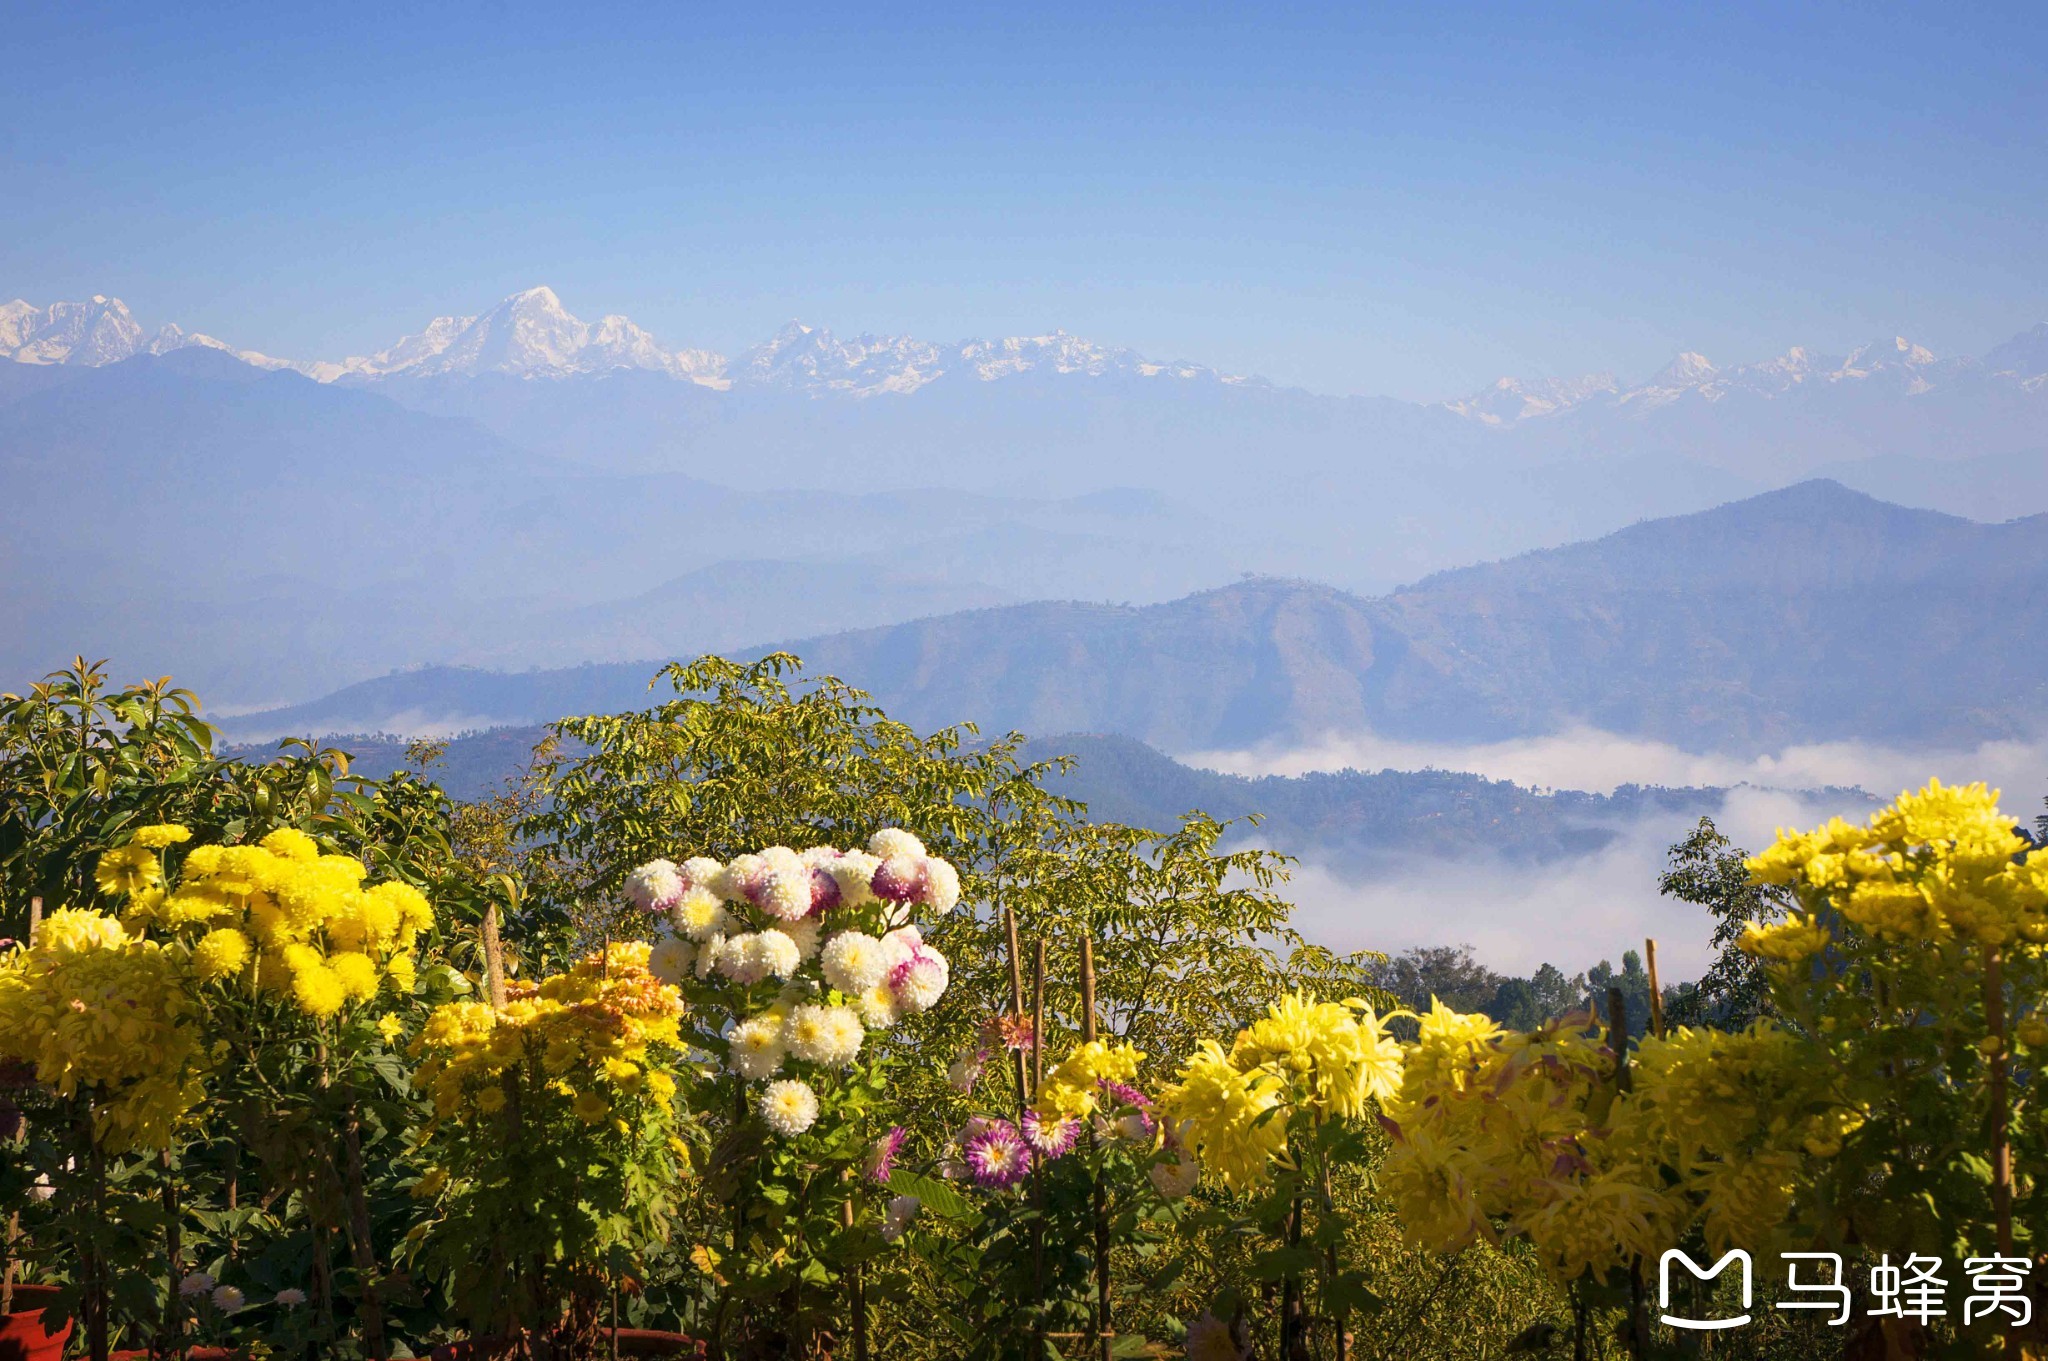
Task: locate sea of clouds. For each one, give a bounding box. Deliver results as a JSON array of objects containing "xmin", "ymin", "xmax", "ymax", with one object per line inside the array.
[
  {"xmin": 1183, "ymin": 726, "xmax": 2048, "ymax": 806},
  {"xmin": 1198, "ymin": 728, "xmax": 2048, "ymax": 981}
]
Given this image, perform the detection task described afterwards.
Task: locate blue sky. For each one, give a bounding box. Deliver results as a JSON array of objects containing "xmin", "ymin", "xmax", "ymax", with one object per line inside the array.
[{"xmin": 5, "ymin": 2, "xmax": 2044, "ymax": 399}]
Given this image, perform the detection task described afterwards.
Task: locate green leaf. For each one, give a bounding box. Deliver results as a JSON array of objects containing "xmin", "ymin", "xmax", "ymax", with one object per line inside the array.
[{"xmin": 888, "ymin": 1169, "xmax": 979, "ymax": 1223}]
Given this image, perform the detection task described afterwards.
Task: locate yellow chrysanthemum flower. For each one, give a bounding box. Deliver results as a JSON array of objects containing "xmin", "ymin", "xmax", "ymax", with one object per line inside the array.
[
  {"xmin": 191, "ymin": 927, "xmax": 252, "ymax": 981},
  {"xmin": 329, "ymin": 951, "xmax": 379, "ymax": 1002},
  {"xmin": 95, "ymin": 845, "xmax": 162, "ymax": 897}
]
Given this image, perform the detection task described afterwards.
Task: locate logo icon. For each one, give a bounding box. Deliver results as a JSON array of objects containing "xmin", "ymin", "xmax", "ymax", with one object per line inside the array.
[{"xmin": 1659, "ymin": 1249, "xmax": 1753, "ymax": 1330}]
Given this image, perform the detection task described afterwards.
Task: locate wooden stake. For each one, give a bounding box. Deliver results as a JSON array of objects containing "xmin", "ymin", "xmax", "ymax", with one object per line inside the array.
[
  {"xmin": 1079, "ymin": 937, "xmax": 1097, "ymax": 1043},
  {"xmin": 1031, "ymin": 941, "xmax": 1045, "ymax": 1095},
  {"xmin": 1608, "ymin": 987, "xmax": 1648, "ymax": 1360},
  {"xmin": 1005, "ymin": 908, "xmax": 1029, "ymax": 1110},
  {"xmin": 3, "ymin": 900, "xmax": 30, "ymax": 1314},
  {"xmin": 481, "ymin": 904, "xmax": 507, "ymax": 1010},
  {"xmin": 1644, "ymin": 938, "xmax": 1666, "ymax": 1040},
  {"xmin": 1030, "ymin": 937, "xmax": 1046, "ymax": 1350},
  {"xmin": 1079, "ymin": 936, "xmax": 1109, "ymax": 1361},
  {"xmin": 1987, "ymin": 949, "xmax": 2014, "ymax": 1257}
]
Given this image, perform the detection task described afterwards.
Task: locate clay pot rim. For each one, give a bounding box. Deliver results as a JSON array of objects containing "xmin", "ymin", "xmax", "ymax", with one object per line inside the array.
[{"xmin": 0, "ymin": 1284, "xmax": 63, "ymax": 1311}]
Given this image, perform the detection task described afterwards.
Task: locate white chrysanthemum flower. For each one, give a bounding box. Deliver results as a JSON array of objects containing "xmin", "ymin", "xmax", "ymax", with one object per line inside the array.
[
  {"xmin": 1150, "ymin": 1154, "xmax": 1201, "ymax": 1200},
  {"xmin": 682, "ymin": 856, "xmax": 724, "ymax": 889},
  {"xmin": 730, "ymin": 1018, "xmax": 786, "ymax": 1079},
  {"xmin": 782, "ymin": 916, "xmax": 823, "ymax": 961},
  {"xmin": 671, "ymin": 885, "xmax": 729, "ymax": 941},
  {"xmin": 649, "ymin": 937, "xmax": 694, "ymax": 985},
  {"xmin": 891, "ymin": 946, "xmax": 949, "ymax": 1014},
  {"xmin": 718, "ymin": 853, "xmax": 765, "ymax": 904},
  {"xmin": 922, "ymin": 857, "xmax": 962, "ymax": 912},
  {"xmin": 868, "ymin": 828, "xmax": 926, "ymax": 860},
  {"xmin": 881, "ymin": 1193, "xmax": 920, "ymax": 1242},
  {"xmin": 274, "ymin": 1287, "xmax": 308, "ymax": 1309},
  {"xmin": 746, "ymin": 846, "xmax": 808, "ymax": 920},
  {"xmin": 870, "ymin": 853, "xmax": 926, "ymax": 903},
  {"xmin": 753, "ymin": 929, "xmax": 801, "ymax": 980},
  {"xmin": 856, "ymin": 981, "xmax": 902, "ymax": 1029},
  {"xmin": 800, "ymin": 845, "xmax": 842, "ymax": 868},
  {"xmin": 717, "ymin": 932, "xmax": 762, "ymax": 983},
  {"xmin": 881, "ymin": 925, "xmax": 922, "ymax": 969},
  {"xmin": 819, "ymin": 1006, "xmax": 865, "ymax": 1068},
  {"xmin": 947, "ymin": 1050, "xmax": 984, "ymax": 1093},
  {"xmin": 830, "ymin": 850, "xmax": 881, "ymax": 907},
  {"xmin": 179, "ymin": 1271, "xmax": 215, "ymax": 1297},
  {"xmin": 821, "ymin": 931, "xmax": 889, "ymax": 995},
  {"xmin": 784, "ymin": 1004, "xmax": 835, "ymax": 1063},
  {"xmin": 624, "ymin": 859, "xmax": 685, "ymax": 913},
  {"xmin": 695, "ymin": 932, "xmax": 727, "ymax": 980},
  {"xmin": 211, "ymin": 1285, "xmax": 246, "ymax": 1312},
  {"xmin": 760, "ymin": 1079, "xmax": 819, "ymax": 1137}
]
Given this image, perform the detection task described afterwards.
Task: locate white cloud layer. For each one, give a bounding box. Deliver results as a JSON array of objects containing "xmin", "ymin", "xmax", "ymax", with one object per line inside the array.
[
  {"xmin": 1184, "ymin": 726, "xmax": 2048, "ymax": 809},
  {"xmin": 1272, "ymin": 786, "xmax": 1856, "ymax": 980}
]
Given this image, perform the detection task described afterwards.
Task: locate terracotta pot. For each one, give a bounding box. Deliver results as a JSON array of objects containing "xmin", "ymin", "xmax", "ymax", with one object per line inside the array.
[
  {"xmin": 432, "ymin": 1330, "xmax": 704, "ymax": 1361},
  {"xmin": 0, "ymin": 1286, "xmax": 73, "ymax": 1361}
]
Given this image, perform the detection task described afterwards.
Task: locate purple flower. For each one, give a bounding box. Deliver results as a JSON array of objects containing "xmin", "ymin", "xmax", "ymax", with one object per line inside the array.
[
  {"xmin": 808, "ymin": 868, "xmax": 842, "ymax": 916},
  {"xmin": 962, "ymin": 1119, "xmax": 1031, "ymax": 1189},
  {"xmin": 866, "ymin": 1126, "xmax": 907, "ymax": 1185},
  {"xmin": 870, "ymin": 853, "xmax": 927, "ymax": 904},
  {"xmin": 1020, "ymin": 1108, "xmax": 1078, "ymax": 1160},
  {"xmin": 1100, "ymin": 1080, "xmax": 1157, "ymax": 1139}
]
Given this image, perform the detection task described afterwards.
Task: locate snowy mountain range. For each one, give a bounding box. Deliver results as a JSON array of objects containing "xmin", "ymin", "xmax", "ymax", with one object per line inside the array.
[
  {"xmin": 1447, "ymin": 331, "xmax": 2048, "ymax": 429},
  {"xmin": 0, "ymin": 288, "xmax": 1245, "ymax": 397},
  {"xmin": 15, "ymin": 285, "xmax": 2041, "ymax": 412},
  {"xmin": 0, "ymin": 295, "xmax": 299, "ymax": 372}
]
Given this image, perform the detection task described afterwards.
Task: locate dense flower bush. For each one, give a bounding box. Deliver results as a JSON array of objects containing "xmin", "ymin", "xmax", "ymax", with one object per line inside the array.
[{"xmin": 406, "ymin": 940, "xmax": 695, "ymax": 1347}]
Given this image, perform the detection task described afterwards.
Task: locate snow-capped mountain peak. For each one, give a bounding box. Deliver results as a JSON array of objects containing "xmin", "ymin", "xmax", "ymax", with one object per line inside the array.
[
  {"xmin": 1441, "ymin": 327, "xmax": 2047, "ymax": 427},
  {"xmin": 325, "ymin": 287, "xmax": 730, "ymax": 385},
  {"xmin": 0, "ymin": 296, "xmax": 299, "ymax": 372},
  {"xmin": 1, "ymin": 295, "xmax": 145, "ymax": 365},
  {"xmin": 736, "ymin": 320, "xmax": 1249, "ymax": 397},
  {"xmin": 1442, "ymin": 372, "xmax": 1620, "ymax": 426}
]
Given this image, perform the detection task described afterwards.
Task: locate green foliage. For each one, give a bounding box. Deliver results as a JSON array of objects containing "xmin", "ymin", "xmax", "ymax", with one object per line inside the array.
[{"xmin": 1660, "ymin": 815, "xmax": 1789, "ymax": 1029}]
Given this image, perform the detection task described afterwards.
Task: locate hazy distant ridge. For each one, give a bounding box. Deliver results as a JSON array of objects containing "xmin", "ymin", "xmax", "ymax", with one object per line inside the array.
[{"xmin": 219, "ymin": 481, "xmax": 2048, "ymax": 754}]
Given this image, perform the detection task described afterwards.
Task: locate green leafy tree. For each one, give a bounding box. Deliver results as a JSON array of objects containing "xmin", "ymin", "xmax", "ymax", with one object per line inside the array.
[{"xmin": 1659, "ymin": 816, "xmax": 1789, "ymax": 1030}]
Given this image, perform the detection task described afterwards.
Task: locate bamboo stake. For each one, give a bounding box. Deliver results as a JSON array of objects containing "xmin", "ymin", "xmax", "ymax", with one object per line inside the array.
[
  {"xmin": 1080, "ymin": 937, "xmax": 1098, "ymax": 1043},
  {"xmin": 342, "ymin": 1105, "xmax": 389, "ymax": 1359},
  {"xmin": 1032, "ymin": 941, "xmax": 1046, "ymax": 1095},
  {"xmin": 843, "ymin": 1193, "xmax": 868, "ymax": 1361},
  {"xmin": 1644, "ymin": 938, "xmax": 1666, "ymax": 1039},
  {"xmin": 2, "ymin": 900, "xmax": 37, "ymax": 1314},
  {"xmin": 161, "ymin": 1148, "xmax": 185, "ymax": 1360},
  {"xmin": 1004, "ymin": 909, "xmax": 1029, "ymax": 1111},
  {"xmin": 1608, "ymin": 988, "xmax": 1647, "ymax": 1360},
  {"xmin": 1081, "ymin": 937, "xmax": 1110, "ymax": 1361},
  {"xmin": 481, "ymin": 903, "xmax": 508, "ymax": 1010},
  {"xmin": 1030, "ymin": 938, "xmax": 1047, "ymax": 1354},
  {"xmin": 1987, "ymin": 949, "xmax": 2014, "ymax": 1258}
]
